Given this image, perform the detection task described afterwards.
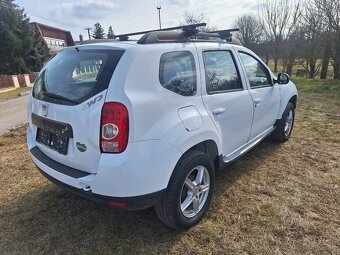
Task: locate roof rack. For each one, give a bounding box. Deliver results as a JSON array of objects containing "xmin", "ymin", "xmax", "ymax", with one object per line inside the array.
[
  {"xmin": 114, "ymin": 23, "xmax": 207, "ymax": 41},
  {"xmin": 79, "ymin": 24, "xmax": 241, "ymax": 45},
  {"xmin": 208, "ymin": 29, "xmax": 240, "ymax": 42}
]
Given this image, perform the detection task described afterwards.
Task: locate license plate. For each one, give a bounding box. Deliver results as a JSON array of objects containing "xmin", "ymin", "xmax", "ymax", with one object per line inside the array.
[{"xmin": 36, "ymin": 128, "xmax": 69, "ymax": 155}]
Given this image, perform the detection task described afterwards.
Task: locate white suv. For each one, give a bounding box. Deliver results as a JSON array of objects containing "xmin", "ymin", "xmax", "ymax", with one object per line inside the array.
[{"xmin": 27, "ymin": 24, "xmax": 297, "ymax": 230}]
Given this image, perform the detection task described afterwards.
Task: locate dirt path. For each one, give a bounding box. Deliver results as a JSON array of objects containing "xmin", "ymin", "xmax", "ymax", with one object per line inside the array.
[{"xmin": 0, "ymin": 92, "xmax": 339, "ymax": 255}]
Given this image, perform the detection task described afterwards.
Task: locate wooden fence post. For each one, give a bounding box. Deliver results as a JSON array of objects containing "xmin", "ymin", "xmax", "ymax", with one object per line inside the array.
[
  {"xmin": 24, "ymin": 74, "xmax": 31, "ymax": 87},
  {"xmin": 11, "ymin": 75, "xmax": 20, "ymax": 88}
]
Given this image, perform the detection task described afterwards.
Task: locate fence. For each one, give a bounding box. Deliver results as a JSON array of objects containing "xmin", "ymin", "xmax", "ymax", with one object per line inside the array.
[
  {"xmin": 0, "ymin": 73, "xmax": 37, "ymax": 90},
  {"xmin": 0, "ymin": 75, "xmax": 15, "ymax": 89},
  {"xmin": 29, "ymin": 73, "xmax": 36, "ymax": 84}
]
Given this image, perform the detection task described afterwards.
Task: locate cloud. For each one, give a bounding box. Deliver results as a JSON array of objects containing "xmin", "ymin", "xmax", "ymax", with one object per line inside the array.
[
  {"xmin": 56, "ymin": 1, "xmax": 116, "ymax": 20},
  {"xmin": 165, "ymin": 0, "xmax": 190, "ymax": 5},
  {"xmin": 246, "ymin": 2, "xmax": 265, "ymax": 11},
  {"xmin": 17, "ymin": 0, "xmax": 260, "ymax": 39}
]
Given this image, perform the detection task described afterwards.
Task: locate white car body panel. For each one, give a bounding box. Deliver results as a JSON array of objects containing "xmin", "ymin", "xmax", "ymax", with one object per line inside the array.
[
  {"xmin": 195, "ymin": 43, "xmax": 254, "ymax": 156},
  {"xmin": 28, "ymin": 126, "xmax": 182, "ymax": 197},
  {"xmin": 27, "ymin": 41, "xmax": 298, "ymax": 201},
  {"xmin": 201, "ymin": 90, "xmax": 254, "ymax": 156},
  {"xmin": 28, "ymin": 90, "xmax": 107, "ymax": 173},
  {"xmin": 277, "ymin": 81, "xmax": 298, "ymax": 119},
  {"xmin": 247, "ymin": 86, "xmax": 280, "ymax": 140}
]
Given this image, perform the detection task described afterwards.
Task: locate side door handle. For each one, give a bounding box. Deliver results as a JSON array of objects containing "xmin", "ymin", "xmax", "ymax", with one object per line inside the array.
[
  {"xmin": 254, "ymin": 98, "xmax": 262, "ymax": 107},
  {"xmin": 213, "ymin": 108, "xmax": 226, "ymax": 115}
]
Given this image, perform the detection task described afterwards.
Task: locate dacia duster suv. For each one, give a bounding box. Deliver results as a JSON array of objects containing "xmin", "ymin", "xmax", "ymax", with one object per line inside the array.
[{"xmin": 27, "ymin": 24, "xmax": 297, "ymax": 230}]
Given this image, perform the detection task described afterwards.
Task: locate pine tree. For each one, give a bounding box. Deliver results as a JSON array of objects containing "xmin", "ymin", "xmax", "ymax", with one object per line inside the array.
[
  {"xmin": 92, "ymin": 23, "xmax": 105, "ymax": 39},
  {"xmin": 107, "ymin": 26, "xmax": 115, "ymax": 39},
  {"xmin": 0, "ymin": 0, "xmax": 48, "ymax": 74}
]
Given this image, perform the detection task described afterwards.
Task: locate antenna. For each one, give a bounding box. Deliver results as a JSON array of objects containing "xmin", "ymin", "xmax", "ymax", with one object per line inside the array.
[
  {"xmin": 114, "ymin": 23, "xmax": 207, "ymax": 41},
  {"xmin": 157, "ymin": 6, "xmax": 162, "ymax": 29}
]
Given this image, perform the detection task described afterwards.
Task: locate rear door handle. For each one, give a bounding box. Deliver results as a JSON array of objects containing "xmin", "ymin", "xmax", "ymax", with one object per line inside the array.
[
  {"xmin": 213, "ymin": 108, "xmax": 226, "ymax": 115},
  {"xmin": 254, "ymin": 98, "xmax": 262, "ymax": 106}
]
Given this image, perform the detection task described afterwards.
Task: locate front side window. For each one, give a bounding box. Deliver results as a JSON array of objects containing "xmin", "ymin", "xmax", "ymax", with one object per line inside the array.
[
  {"xmin": 239, "ymin": 52, "xmax": 272, "ymax": 88},
  {"xmin": 203, "ymin": 51, "xmax": 242, "ymax": 94},
  {"xmin": 159, "ymin": 51, "xmax": 197, "ymax": 96}
]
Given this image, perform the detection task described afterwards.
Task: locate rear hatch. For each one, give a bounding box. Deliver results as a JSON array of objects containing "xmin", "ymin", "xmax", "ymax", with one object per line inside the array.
[{"xmin": 29, "ymin": 47, "xmax": 124, "ymax": 174}]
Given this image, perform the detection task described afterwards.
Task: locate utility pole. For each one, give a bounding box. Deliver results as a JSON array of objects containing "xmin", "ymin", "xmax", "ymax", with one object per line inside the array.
[
  {"xmin": 157, "ymin": 6, "xmax": 162, "ymax": 29},
  {"xmin": 84, "ymin": 27, "xmax": 92, "ymax": 40}
]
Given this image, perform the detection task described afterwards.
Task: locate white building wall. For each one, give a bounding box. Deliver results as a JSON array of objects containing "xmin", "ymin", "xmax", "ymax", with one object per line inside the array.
[{"xmin": 43, "ymin": 37, "xmax": 66, "ymax": 51}]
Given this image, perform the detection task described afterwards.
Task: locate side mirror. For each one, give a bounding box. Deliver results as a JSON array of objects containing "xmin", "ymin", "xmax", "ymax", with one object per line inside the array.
[{"xmin": 276, "ymin": 73, "xmax": 290, "ymax": 85}]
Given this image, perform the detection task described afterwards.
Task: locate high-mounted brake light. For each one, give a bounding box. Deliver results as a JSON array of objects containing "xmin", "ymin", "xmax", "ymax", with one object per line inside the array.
[{"xmin": 100, "ymin": 102, "xmax": 129, "ymax": 153}]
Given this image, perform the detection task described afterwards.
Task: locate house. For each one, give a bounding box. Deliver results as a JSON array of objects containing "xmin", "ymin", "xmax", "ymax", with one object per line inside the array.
[{"xmin": 31, "ymin": 22, "xmax": 75, "ymax": 53}]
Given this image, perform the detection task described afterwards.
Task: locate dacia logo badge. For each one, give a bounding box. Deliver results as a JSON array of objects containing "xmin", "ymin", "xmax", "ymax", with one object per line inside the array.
[{"xmin": 42, "ymin": 104, "xmax": 49, "ymax": 117}]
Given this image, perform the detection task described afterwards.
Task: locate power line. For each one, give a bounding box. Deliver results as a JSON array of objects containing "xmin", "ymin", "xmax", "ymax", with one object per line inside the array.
[
  {"xmin": 26, "ymin": 8, "xmax": 84, "ymax": 29},
  {"xmin": 0, "ymin": 3, "xmax": 84, "ymax": 30}
]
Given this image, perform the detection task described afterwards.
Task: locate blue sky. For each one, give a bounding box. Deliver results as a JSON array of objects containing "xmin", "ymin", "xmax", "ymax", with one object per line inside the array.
[{"xmin": 15, "ymin": 0, "xmax": 260, "ymax": 40}]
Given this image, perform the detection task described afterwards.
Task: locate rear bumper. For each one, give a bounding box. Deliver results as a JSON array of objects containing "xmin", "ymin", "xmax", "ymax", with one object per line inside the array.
[
  {"xmin": 30, "ymin": 146, "xmax": 165, "ymax": 210},
  {"xmin": 36, "ymin": 163, "xmax": 164, "ymax": 210},
  {"xmin": 27, "ymin": 121, "xmax": 183, "ymax": 210}
]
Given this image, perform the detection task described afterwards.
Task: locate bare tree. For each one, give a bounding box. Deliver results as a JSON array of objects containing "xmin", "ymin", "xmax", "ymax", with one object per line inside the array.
[
  {"xmin": 300, "ymin": 1, "xmax": 325, "ymax": 78},
  {"xmin": 313, "ymin": 0, "xmax": 340, "ymax": 79},
  {"xmin": 320, "ymin": 29, "xmax": 332, "ymax": 79},
  {"xmin": 233, "ymin": 14, "xmax": 263, "ymax": 50},
  {"xmin": 182, "ymin": 12, "xmax": 216, "ymax": 32},
  {"xmin": 260, "ymin": 0, "xmax": 302, "ymax": 73}
]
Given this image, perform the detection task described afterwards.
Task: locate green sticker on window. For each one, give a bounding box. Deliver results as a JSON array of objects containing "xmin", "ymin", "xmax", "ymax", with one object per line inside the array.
[{"xmin": 76, "ymin": 142, "xmax": 87, "ymax": 152}]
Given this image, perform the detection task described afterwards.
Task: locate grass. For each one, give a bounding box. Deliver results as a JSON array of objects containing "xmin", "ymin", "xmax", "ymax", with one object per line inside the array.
[
  {"xmin": 0, "ymin": 80, "xmax": 339, "ymax": 254},
  {"xmin": 293, "ymin": 77, "xmax": 340, "ymax": 101},
  {"xmin": 267, "ymin": 59, "xmax": 334, "ymax": 79},
  {"xmin": 0, "ymin": 87, "xmax": 31, "ymax": 101}
]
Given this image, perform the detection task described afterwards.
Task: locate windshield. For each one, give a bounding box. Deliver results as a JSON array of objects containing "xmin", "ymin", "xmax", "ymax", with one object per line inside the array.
[{"xmin": 33, "ymin": 48, "xmax": 124, "ymax": 105}]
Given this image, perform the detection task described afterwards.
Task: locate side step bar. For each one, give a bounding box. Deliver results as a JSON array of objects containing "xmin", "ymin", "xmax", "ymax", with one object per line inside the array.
[{"xmin": 223, "ymin": 127, "xmax": 275, "ymax": 163}]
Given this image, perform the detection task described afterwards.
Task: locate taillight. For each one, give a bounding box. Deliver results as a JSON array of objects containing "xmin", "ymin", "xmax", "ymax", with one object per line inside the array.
[{"xmin": 100, "ymin": 102, "xmax": 129, "ymax": 153}]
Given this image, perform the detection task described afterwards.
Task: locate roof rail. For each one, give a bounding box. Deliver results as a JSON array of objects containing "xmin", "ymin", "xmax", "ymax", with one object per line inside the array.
[
  {"xmin": 114, "ymin": 23, "xmax": 207, "ymax": 41},
  {"xmin": 80, "ymin": 39, "xmax": 119, "ymax": 45}
]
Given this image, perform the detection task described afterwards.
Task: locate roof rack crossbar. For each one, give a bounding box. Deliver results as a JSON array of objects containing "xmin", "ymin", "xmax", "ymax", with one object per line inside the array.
[
  {"xmin": 208, "ymin": 28, "xmax": 240, "ymax": 41},
  {"xmin": 115, "ymin": 23, "xmax": 207, "ymax": 41}
]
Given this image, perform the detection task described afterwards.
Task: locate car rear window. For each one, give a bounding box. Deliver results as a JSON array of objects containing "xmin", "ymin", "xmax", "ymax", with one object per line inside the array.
[{"xmin": 33, "ymin": 48, "xmax": 124, "ymax": 105}]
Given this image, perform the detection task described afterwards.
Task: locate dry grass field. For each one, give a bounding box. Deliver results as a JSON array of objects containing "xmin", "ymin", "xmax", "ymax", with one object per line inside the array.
[
  {"xmin": 0, "ymin": 81, "xmax": 339, "ymax": 254},
  {"xmin": 0, "ymin": 87, "xmax": 32, "ymax": 101}
]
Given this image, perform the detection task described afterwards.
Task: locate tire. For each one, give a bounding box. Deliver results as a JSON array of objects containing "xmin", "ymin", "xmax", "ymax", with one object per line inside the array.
[
  {"xmin": 155, "ymin": 150, "xmax": 215, "ymax": 230},
  {"xmin": 271, "ymin": 102, "xmax": 295, "ymax": 143}
]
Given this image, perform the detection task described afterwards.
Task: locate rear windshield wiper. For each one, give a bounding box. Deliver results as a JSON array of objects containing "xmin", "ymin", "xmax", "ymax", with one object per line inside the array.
[{"xmin": 40, "ymin": 92, "xmax": 79, "ymax": 104}]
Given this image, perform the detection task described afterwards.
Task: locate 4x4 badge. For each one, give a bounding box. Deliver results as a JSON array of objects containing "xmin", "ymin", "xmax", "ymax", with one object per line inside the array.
[
  {"xmin": 76, "ymin": 142, "xmax": 87, "ymax": 152},
  {"xmin": 83, "ymin": 95, "xmax": 103, "ymax": 110}
]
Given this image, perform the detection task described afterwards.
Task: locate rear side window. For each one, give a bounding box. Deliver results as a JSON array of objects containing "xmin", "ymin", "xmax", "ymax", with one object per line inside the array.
[
  {"xmin": 239, "ymin": 52, "xmax": 272, "ymax": 88},
  {"xmin": 33, "ymin": 49, "xmax": 124, "ymax": 105},
  {"xmin": 203, "ymin": 51, "xmax": 242, "ymax": 94},
  {"xmin": 159, "ymin": 51, "xmax": 197, "ymax": 96}
]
